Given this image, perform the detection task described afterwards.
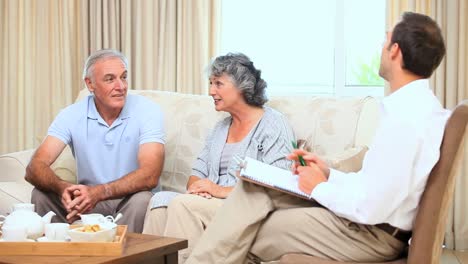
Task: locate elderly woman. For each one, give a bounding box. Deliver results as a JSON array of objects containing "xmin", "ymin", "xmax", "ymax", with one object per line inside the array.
[{"xmin": 142, "ymin": 53, "xmax": 295, "ymax": 262}]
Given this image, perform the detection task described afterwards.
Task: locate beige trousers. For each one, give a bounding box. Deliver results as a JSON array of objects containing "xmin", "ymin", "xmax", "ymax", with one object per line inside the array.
[
  {"xmin": 186, "ymin": 181, "xmax": 405, "ymax": 264},
  {"xmin": 142, "ymin": 194, "xmax": 224, "ymax": 263},
  {"xmin": 31, "ymin": 188, "xmax": 152, "ymax": 233},
  {"xmin": 142, "ymin": 205, "xmax": 167, "ymax": 235}
]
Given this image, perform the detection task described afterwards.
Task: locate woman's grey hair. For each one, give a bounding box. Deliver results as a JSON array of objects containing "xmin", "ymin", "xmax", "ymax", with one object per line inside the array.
[
  {"xmin": 82, "ymin": 49, "xmax": 128, "ymax": 80},
  {"xmin": 208, "ymin": 53, "xmax": 267, "ymax": 107}
]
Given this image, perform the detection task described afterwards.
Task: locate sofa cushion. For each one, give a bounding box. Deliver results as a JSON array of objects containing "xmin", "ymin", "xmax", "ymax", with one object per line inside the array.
[
  {"xmin": 268, "ymin": 96, "xmax": 378, "ymax": 156},
  {"xmin": 51, "ymin": 146, "xmax": 77, "ymax": 184},
  {"xmin": 324, "ymin": 146, "xmax": 368, "ymax": 173},
  {"xmin": 135, "ymin": 91, "xmax": 227, "ymax": 192}
]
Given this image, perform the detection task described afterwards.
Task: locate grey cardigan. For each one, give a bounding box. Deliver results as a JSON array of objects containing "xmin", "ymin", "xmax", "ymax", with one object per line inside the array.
[
  {"xmin": 149, "ymin": 106, "xmax": 295, "ymax": 209},
  {"xmin": 192, "ymin": 106, "xmax": 295, "ymax": 186}
]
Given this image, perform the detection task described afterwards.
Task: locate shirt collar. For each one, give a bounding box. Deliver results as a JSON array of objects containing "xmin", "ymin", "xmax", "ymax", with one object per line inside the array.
[
  {"xmin": 381, "ymin": 79, "xmax": 430, "ymax": 114},
  {"xmin": 87, "ymin": 95, "xmax": 99, "ymax": 120},
  {"xmin": 87, "ymin": 95, "xmax": 131, "ymax": 126}
]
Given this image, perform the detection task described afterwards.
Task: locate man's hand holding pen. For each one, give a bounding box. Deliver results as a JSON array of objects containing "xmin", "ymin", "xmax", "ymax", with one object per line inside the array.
[{"xmin": 287, "ymin": 148, "xmax": 330, "ymax": 195}]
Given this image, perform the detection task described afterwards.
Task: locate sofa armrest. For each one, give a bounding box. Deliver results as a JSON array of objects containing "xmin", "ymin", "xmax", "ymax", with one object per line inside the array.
[
  {"xmin": 0, "ymin": 147, "xmax": 77, "ymax": 184},
  {"xmin": 0, "ymin": 149, "xmax": 36, "ymax": 215},
  {"xmin": 0, "ymin": 148, "xmax": 76, "ymax": 215},
  {"xmin": 0, "ymin": 149, "xmax": 35, "ymax": 183}
]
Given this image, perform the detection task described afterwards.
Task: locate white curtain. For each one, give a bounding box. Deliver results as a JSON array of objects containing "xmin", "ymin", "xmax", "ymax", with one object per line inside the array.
[
  {"xmin": 0, "ymin": 0, "xmax": 219, "ymax": 155},
  {"xmin": 387, "ymin": 0, "xmax": 468, "ymax": 250},
  {"xmin": 84, "ymin": 0, "xmax": 219, "ymax": 93},
  {"xmin": 0, "ymin": 0, "xmax": 83, "ymax": 155}
]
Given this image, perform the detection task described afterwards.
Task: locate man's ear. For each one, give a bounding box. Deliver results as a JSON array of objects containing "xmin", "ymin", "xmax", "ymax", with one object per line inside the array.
[
  {"xmin": 389, "ymin": 42, "xmax": 400, "ymax": 60},
  {"xmin": 84, "ymin": 77, "xmax": 94, "ymax": 92}
]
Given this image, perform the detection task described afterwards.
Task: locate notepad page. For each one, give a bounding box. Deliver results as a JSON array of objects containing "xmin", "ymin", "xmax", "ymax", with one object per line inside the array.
[{"xmin": 241, "ymin": 157, "xmax": 309, "ymax": 198}]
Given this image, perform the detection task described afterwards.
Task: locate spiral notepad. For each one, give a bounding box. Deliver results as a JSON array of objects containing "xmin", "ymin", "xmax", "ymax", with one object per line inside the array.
[{"xmin": 238, "ymin": 157, "xmax": 310, "ymax": 200}]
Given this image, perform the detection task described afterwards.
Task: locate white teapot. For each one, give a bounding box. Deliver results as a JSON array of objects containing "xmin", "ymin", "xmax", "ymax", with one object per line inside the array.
[{"xmin": 0, "ymin": 204, "xmax": 56, "ymax": 240}]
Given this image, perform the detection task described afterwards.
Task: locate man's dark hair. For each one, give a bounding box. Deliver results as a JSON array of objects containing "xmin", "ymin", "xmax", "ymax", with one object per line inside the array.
[{"xmin": 391, "ymin": 12, "xmax": 446, "ymax": 78}]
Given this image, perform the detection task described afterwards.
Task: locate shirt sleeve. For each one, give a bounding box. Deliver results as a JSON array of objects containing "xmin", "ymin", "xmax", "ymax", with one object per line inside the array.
[
  {"xmin": 47, "ymin": 109, "xmax": 72, "ymax": 145},
  {"xmin": 311, "ymin": 118, "xmax": 421, "ymax": 225},
  {"xmin": 139, "ymin": 104, "xmax": 165, "ymax": 145}
]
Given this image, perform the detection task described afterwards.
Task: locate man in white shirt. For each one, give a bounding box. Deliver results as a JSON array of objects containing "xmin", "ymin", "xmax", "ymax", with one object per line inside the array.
[{"xmin": 186, "ymin": 12, "xmax": 449, "ymax": 264}]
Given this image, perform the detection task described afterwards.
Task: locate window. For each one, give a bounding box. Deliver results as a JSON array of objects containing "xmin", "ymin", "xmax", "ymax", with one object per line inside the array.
[{"xmin": 219, "ymin": 0, "xmax": 386, "ymax": 96}]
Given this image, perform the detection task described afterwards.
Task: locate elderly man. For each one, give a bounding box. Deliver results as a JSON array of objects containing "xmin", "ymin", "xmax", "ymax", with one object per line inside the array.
[
  {"xmin": 186, "ymin": 12, "xmax": 449, "ymax": 263},
  {"xmin": 25, "ymin": 49, "xmax": 165, "ymax": 233}
]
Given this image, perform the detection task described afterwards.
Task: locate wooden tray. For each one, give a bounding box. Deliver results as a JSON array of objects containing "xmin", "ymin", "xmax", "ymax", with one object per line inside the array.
[{"xmin": 0, "ymin": 225, "xmax": 127, "ymax": 256}]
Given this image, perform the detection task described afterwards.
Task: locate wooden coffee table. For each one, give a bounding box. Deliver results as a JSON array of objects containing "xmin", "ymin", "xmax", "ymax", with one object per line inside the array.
[{"xmin": 0, "ymin": 232, "xmax": 187, "ymax": 264}]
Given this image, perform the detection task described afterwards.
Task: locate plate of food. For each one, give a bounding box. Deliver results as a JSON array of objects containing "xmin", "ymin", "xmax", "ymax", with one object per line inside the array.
[{"xmin": 67, "ymin": 223, "xmax": 117, "ymax": 242}]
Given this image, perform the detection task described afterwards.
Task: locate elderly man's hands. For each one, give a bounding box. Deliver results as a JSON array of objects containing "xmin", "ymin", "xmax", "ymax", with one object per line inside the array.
[
  {"xmin": 60, "ymin": 186, "xmax": 80, "ymax": 223},
  {"xmin": 60, "ymin": 184, "xmax": 104, "ymax": 223},
  {"xmin": 287, "ymin": 149, "xmax": 330, "ymax": 195}
]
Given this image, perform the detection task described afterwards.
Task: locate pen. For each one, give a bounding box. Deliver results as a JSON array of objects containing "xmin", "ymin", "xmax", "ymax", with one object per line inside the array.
[{"xmin": 291, "ymin": 141, "xmax": 307, "ymax": 166}]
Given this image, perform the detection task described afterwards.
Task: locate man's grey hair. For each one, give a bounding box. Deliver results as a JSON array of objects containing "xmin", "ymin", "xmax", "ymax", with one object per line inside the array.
[
  {"xmin": 208, "ymin": 53, "xmax": 268, "ymax": 107},
  {"xmin": 82, "ymin": 49, "xmax": 128, "ymax": 80}
]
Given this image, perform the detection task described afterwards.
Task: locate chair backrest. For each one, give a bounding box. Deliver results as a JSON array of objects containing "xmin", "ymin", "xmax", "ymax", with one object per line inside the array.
[{"xmin": 408, "ymin": 100, "xmax": 468, "ymax": 264}]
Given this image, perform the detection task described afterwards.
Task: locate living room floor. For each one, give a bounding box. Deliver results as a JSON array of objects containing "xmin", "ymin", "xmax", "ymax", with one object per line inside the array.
[{"xmin": 442, "ymin": 249, "xmax": 468, "ymax": 263}]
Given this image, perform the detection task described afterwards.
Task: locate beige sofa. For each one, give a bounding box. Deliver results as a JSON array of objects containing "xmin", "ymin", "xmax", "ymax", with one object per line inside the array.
[{"xmin": 0, "ymin": 89, "xmax": 380, "ymax": 216}]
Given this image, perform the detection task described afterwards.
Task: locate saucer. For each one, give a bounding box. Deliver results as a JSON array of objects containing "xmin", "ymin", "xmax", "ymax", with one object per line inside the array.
[
  {"xmin": 36, "ymin": 236, "xmax": 49, "ymax": 242},
  {"xmin": 36, "ymin": 236, "xmax": 66, "ymax": 242}
]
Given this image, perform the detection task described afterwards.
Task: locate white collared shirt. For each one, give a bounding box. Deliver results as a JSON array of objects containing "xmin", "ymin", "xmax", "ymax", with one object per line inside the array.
[{"xmin": 311, "ymin": 79, "xmax": 450, "ymax": 230}]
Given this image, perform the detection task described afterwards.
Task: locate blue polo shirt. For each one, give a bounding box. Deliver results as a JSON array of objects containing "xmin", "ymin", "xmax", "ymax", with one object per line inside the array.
[{"xmin": 48, "ymin": 94, "xmax": 165, "ymax": 185}]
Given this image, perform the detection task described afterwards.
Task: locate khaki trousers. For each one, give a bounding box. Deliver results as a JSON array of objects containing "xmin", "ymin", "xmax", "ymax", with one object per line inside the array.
[
  {"xmin": 31, "ymin": 188, "xmax": 152, "ymax": 233},
  {"xmin": 142, "ymin": 194, "xmax": 224, "ymax": 263},
  {"xmin": 186, "ymin": 181, "xmax": 405, "ymax": 264},
  {"xmin": 142, "ymin": 205, "xmax": 167, "ymax": 235}
]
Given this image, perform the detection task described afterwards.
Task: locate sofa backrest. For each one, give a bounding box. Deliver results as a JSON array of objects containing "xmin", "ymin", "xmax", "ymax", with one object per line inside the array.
[
  {"xmin": 268, "ymin": 96, "xmax": 379, "ymax": 155},
  {"xmin": 59, "ymin": 89, "xmax": 379, "ymax": 192}
]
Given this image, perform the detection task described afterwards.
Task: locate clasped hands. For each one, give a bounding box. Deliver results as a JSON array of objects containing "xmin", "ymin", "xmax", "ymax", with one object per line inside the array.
[
  {"xmin": 186, "ymin": 179, "xmax": 221, "ymax": 199},
  {"xmin": 60, "ymin": 184, "xmax": 103, "ymax": 223},
  {"xmin": 287, "ymin": 149, "xmax": 330, "ymax": 195}
]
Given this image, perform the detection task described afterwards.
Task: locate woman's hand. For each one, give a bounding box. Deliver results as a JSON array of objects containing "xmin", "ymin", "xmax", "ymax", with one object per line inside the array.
[
  {"xmin": 187, "ymin": 179, "xmax": 221, "ymax": 196},
  {"xmin": 195, "ymin": 192, "xmax": 213, "ymax": 199},
  {"xmin": 187, "ymin": 178, "xmax": 234, "ymax": 198}
]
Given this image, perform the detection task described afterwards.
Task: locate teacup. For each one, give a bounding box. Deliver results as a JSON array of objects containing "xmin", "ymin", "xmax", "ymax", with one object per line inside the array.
[
  {"xmin": 12, "ymin": 203, "xmax": 35, "ymax": 212},
  {"xmin": 44, "ymin": 223, "xmax": 70, "ymax": 241},
  {"xmin": 1, "ymin": 225, "xmax": 27, "ymax": 241},
  {"xmin": 80, "ymin": 213, "xmax": 115, "ymax": 225}
]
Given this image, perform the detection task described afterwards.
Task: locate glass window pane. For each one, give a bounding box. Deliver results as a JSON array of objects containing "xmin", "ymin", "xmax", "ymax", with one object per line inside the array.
[
  {"xmin": 220, "ymin": 0, "xmax": 336, "ymax": 95},
  {"xmin": 344, "ymin": 0, "xmax": 385, "ymax": 87}
]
